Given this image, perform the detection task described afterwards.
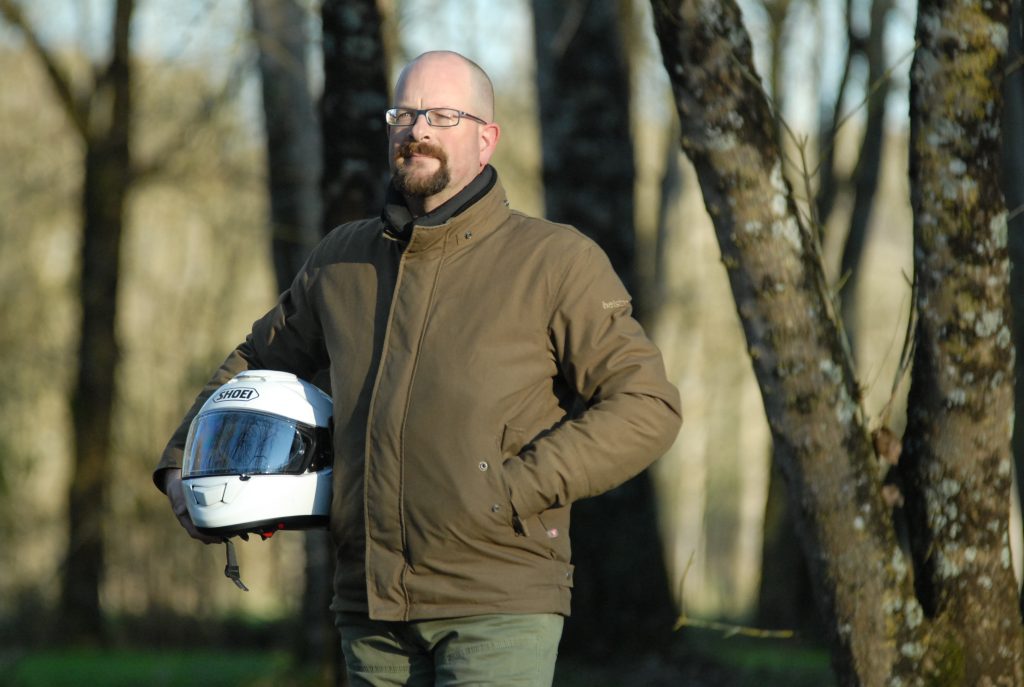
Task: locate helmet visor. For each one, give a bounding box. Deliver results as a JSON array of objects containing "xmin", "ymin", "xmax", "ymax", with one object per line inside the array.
[{"xmin": 183, "ymin": 410, "xmax": 320, "ymax": 478}]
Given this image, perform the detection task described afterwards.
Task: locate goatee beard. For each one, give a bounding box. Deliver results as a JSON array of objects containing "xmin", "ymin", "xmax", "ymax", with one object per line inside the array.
[{"xmin": 394, "ymin": 142, "xmax": 450, "ymax": 197}]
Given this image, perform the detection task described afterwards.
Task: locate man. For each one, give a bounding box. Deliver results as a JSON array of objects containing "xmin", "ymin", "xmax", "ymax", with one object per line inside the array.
[{"xmin": 156, "ymin": 50, "xmax": 681, "ymax": 686}]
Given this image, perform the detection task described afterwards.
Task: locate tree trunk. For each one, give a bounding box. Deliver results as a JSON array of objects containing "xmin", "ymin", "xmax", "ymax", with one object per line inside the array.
[
  {"xmin": 320, "ymin": 0, "xmax": 390, "ymax": 235},
  {"xmin": 761, "ymin": 0, "xmax": 894, "ymax": 639},
  {"xmin": 754, "ymin": 459, "xmax": 822, "ymax": 635},
  {"xmin": 315, "ymin": 1, "xmax": 389, "ymax": 682},
  {"xmin": 649, "ymin": 2, "xmax": 925, "ymax": 683},
  {"xmin": 1002, "ymin": 0, "xmax": 1024, "ymax": 612},
  {"xmin": 57, "ymin": 0, "xmax": 135, "ymax": 644},
  {"xmin": 763, "ymin": 0, "xmax": 793, "ymax": 117},
  {"xmin": 532, "ymin": 0, "xmax": 676, "ymax": 659},
  {"xmin": 532, "ymin": 0, "xmax": 639, "ymax": 304},
  {"xmin": 837, "ymin": 0, "xmax": 895, "ymax": 335},
  {"xmin": 249, "ymin": 0, "xmax": 335, "ymax": 679},
  {"xmin": 651, "ymin": 0, "xmax": 1024, "ymax": 682},
  {"xmin": 901, "ymin": 0, "xmax": 1024, "ymax": 680},
  {"xmin": 251, "ymin": 0, "xmax": 323, "ymax": 289},
  {"xmin": 816, "ymin": 0, "xmax": 856, "ymax": 229}
]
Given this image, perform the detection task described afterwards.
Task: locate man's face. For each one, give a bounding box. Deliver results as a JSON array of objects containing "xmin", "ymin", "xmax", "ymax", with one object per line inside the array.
[
  {"xmin": 392, "ymin": 136, "xmax": 451, "ymax": 198},
  {"xmin": 388, "ymin": 55, "xmax": 488, "ymax": 210}
]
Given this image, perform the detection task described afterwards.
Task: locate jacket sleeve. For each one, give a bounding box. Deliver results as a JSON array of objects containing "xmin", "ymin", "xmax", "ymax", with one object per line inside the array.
[
  {"xmin": 501, "ymin": 242, "xmax": 682, "ymax": 519},
  {"xmin": 153, "ymin": 262, "xmax": 329, "ymax": 489}
]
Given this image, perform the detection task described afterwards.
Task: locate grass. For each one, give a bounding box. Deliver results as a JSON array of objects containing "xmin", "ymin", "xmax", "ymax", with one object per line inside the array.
[
  {"xmin": 553, "ymin": 628, "xmax": 835, "ymax": 687},
  {"xmin": 681, "ymin": 627, "xmax": 836, "ymax": 687},
  {"xmin": 1, "ymin": 629, "xmax": 835, "ymax": 687},
  {"xmin": 2, "ymin": 649, "xmax": 303, "ymax": 687}
]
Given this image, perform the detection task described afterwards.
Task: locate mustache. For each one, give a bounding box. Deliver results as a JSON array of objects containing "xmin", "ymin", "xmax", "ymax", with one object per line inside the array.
[{"xmin": 396, "ymin": 141, "xmax": 448, "ymax": 163}]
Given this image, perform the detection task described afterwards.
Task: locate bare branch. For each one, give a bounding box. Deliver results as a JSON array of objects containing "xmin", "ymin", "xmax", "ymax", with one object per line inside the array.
[
  {"xmin": 132, "ymin": 51, "xmax": 253, "ymax": 184},
  {"xmin": 0, "ymin": 0, "xmax": 90, "ymax": 138}
]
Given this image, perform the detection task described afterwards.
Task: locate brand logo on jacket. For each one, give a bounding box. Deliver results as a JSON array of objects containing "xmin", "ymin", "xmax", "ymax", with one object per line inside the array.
[
  {"xmin": 213, "ymin": 387, "xmax": 260, "ymax": 402},
  {"xmin": 602, "ymin": 299, "xmax": 630, "ymax": 310}
]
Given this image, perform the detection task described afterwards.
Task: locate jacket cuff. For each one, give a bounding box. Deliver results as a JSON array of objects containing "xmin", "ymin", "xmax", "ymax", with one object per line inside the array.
[
  {"xmin": 153, "ymin": 447, "xmax": 184, "ymax": 493},
  {"xmin": 501, "ymin": 456, "xmax": 549, "ymax": 521}
]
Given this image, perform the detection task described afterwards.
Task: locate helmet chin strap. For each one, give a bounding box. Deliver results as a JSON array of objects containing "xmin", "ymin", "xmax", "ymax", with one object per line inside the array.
[
  {"xmin": 223, "ymin": 539, "xmax": 250, "ymax": 591},
  {"xmin": 219, "ymin": 529, "xmax": 280, "ymax": 591}
]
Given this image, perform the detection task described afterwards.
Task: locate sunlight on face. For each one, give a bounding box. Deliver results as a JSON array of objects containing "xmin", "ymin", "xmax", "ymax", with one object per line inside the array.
[{"xmin": 388, "ymin": 52, "xmax": 497, "ymax": 211}]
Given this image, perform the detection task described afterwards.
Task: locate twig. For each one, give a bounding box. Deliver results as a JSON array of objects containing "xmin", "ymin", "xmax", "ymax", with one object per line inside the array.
[
  {"xmin": 674, "ymin": 614, "xmax": 796, "ymax": 639},
  {"xmin": 674, "ymin": 552, "xmax": 796, "ymax": 640},
  {"xmin": 1005, "ymin": 53, "xmax": 1024, "ymax": 78},
  {"xmin": 877, "ymin": 269, "xmax": 917, "ymax": 427}
]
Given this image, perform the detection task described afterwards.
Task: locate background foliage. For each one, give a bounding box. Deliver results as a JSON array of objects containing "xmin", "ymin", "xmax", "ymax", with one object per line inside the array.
[{"xmin": 3, "ymin": 0, "xmax": 1019, "ymax": 684}]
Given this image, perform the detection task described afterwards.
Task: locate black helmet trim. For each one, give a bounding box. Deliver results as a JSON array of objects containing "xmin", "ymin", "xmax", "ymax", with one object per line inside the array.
[{"xmin": 197, "ymin": 514, "xmax": 330, "ymax": 538}]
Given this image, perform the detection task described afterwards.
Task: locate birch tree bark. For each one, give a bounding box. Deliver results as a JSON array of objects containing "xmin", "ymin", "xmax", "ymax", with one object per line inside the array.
[{"xmin": 649, "ymin": 0, "xmax": 1022, "ymax": 682}]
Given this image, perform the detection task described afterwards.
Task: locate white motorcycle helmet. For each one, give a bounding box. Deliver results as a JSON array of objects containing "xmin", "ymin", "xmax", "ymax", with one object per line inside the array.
[{"xmin": 181, "ymin": 369, "xmax": 333, "ymax": 539}]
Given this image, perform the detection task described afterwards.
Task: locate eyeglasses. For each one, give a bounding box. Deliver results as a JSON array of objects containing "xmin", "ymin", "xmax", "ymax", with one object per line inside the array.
[{"xmin": 385, "ymin": 107, "xmax": 488, "ymax": 128}]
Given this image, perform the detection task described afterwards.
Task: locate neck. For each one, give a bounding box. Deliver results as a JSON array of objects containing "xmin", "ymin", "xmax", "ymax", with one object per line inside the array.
[
  {"xmin": 405, "ymin": 194, "xmax": 440, "ymax": 218},
  {"xmin": 383, "ymin": 166, "xmax": 497, "ymax": 236},
  {"xmin": 405, "ymin": 182, "xmax": 466, "ymax": 218}
]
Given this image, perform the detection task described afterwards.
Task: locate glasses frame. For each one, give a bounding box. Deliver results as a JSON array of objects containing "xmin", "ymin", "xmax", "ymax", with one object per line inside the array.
[{"xmin": 385, "ymin": 107, "xmax": 488, "ymax": 128}]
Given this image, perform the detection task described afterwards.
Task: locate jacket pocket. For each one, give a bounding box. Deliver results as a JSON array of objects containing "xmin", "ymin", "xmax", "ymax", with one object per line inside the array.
[
  {"xmin": 499, "ymin": 424, "xmax": 568, "ymax": 559},
  {"xmin": 500, "ymin": 423, "xmax": 531, "ymax": 456},
  {"xmin": 464, "ymin": 425, "xmax": 521, "ymax": 536},
  {"xmin": 499, "ymin": 424, "xmax": 531, "ymax": 536},
  {"xmin": 534, "ymin": 507, "xmax": 570, "ymax": 562}
]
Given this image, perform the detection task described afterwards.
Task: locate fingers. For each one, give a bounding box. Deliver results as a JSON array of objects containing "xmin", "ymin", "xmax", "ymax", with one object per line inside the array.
[
  {"xmin": 177, "ymin": 513, "xmax": 224, "ymax": 545},
  {"xmin": 165, "ymin": 469, "xmax": 223, "ymax": 545},
  {"xmin": 173, "ymin": 504, "xmax": 223, "ymax": 544}
]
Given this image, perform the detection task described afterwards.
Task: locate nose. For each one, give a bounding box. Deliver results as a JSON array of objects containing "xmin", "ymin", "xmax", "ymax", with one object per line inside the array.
[{"xmin": 409, "ymin": 111, "xmax": 433, "ymax": 139}]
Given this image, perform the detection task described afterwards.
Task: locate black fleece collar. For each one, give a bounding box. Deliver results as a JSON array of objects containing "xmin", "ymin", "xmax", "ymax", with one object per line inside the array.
[{"xmin": 382, "ymin": 165, "xmax": 498, "ymax": 241}]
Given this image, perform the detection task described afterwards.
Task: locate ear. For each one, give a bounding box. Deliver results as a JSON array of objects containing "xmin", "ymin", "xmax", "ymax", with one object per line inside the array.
[{"xmin": 478, "ymin": 122, "xmax": 501, "ymax": 167}]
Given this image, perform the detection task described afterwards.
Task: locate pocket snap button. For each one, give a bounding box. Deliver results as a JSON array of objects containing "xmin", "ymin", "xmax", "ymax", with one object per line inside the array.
[{"xmin": 478, "ymin": 461, "xmax": 489, "ymax": 471}]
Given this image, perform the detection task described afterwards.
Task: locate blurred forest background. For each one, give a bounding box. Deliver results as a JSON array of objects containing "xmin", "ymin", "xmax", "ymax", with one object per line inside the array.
[{"xmin": 1, "ymin": 0, "xmax": 1021, "ymax": 685}]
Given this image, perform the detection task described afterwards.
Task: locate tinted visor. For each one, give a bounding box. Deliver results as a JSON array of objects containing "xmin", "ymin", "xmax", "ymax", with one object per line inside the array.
[{"xmin": 183, "ymin": 410, "xmax": 326, "ymax": 478}]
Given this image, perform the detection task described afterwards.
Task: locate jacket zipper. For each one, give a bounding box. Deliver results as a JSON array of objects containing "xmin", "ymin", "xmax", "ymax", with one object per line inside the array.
[
  {"xmin": 364, "ymin": 228, "xmax": 452, "ymax": 621},
  {"xmin": 395, "ymin": 230, "xmax": 452, "ymax": 620},
  {"xmin": 361, "ymin": 240, "xmax": 409, "ymax": 617}
]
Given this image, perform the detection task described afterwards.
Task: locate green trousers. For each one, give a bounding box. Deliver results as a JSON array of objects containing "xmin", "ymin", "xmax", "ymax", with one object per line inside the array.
[{"xmin": 335, "ymin": 612, "xmax": 564, "ymax": 686}]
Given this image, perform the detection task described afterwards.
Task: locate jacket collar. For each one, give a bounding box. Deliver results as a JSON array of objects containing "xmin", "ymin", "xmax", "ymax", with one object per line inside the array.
[{"xmin": 382, "ymin": 166, "xmax": 509, "ymax": 254}]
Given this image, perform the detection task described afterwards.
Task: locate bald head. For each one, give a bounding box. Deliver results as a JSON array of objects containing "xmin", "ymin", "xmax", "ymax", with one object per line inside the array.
[
  {"xmin": 388, "ymin": 50, "xmax": 501, "ymax": 215},
  {"xmin": 395, "ymin": 51, "xmax": 495, "ymax": 122}
]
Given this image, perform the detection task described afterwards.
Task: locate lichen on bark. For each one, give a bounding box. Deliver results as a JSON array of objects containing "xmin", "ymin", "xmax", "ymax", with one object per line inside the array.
[
  {"xmin": 903, "ymin": 0, "xmax": 1023, "ymax": 683},
  {"xmin": 650, "ymin": 1, "xmax": 925, "ymax": 684}
]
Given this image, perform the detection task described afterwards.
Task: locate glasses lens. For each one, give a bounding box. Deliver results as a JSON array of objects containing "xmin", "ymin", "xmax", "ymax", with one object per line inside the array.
[{"xmin": 426, "ymin": 109, "xmax": 459, "ymax": 127}]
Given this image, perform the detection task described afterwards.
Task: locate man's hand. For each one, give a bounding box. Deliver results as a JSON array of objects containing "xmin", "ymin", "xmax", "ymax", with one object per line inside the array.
[{"xmin": 162, "ymin": 468, "xmax": 223, "ymax": 544}]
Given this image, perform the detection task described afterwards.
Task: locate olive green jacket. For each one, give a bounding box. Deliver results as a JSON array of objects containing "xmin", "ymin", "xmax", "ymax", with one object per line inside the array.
[{"xmin": 157, "ymin": 172, "xmax": 682, "ymax": 621}]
